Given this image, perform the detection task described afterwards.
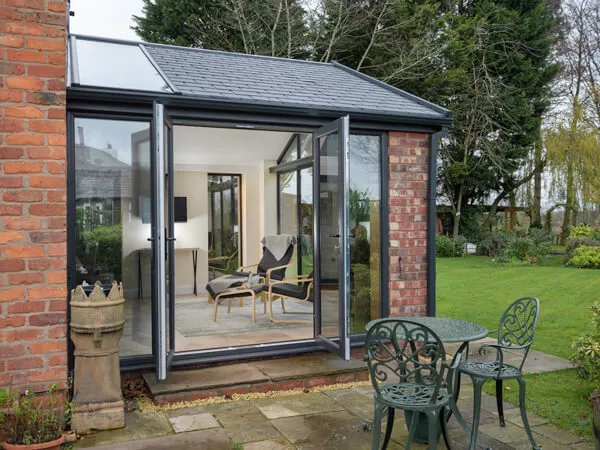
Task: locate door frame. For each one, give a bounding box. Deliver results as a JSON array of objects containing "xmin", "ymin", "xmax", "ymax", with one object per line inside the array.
[
  {"xmin": 66, "ymin": 106, "xmax": 391, "ymax": 374},
  {"xmin": 312, "ymin": 115, "xmax": 351, "ymax": 360}
]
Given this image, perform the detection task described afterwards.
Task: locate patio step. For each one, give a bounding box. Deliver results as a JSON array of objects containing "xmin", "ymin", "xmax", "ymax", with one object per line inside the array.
[{"xmin": 143, "ymin": 350, "xmax": 369, "ymax": 404}]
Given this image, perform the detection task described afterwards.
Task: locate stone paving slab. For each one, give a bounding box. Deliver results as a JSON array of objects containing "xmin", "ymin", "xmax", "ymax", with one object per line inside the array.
[
  {"xmin": 143, "ymin": 363, "xmax": 269, "ymax": 395},
  {"xmin": 74, "ymin": 411, "xmax": 173, "ymax": 448},
  {"xmin": 82, "ymin": 428, "xmax": 232, "ymax": 450},
  {"xmin": 168, "ymin": 412, "xmax": 220, "ymax": 433},
  {"xmin": 253, "ymin": 353, "xmax": 366, "ymax": 381},
  {"xmin": 212, "ymin": 402, "xmax": 283, "ymax": 443},
  {"xmin": 252, "ymin": 392, "xmax": 345, "ymax": 419}
]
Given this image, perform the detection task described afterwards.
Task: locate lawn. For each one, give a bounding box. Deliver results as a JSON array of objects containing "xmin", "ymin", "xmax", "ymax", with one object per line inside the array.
[
  {"xmin": 437, "ymin": 256, "xmax": 600, "ymax": 438},
  {"xmin": 437, "ymin": 256, "xmax": 599, "ymax": 359}
]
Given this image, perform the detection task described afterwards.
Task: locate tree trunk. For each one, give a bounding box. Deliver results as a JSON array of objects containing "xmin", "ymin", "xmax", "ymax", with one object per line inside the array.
[
  {"xmin": 561, "ymin": 163, "xmax": 575, "ymax": 244},
  {"xmin": 452, "ymin": 185, "xmax": 465, "ymax": 239},
  {"xmin": 533, "ymin": 130, "xmax": 543, "ymax": 226}
]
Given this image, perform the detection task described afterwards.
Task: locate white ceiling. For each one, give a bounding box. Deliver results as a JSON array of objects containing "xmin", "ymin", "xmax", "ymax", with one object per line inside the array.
[{"xmin": 173, "ymin": 125, "xmax": 294, "ymax": 172}]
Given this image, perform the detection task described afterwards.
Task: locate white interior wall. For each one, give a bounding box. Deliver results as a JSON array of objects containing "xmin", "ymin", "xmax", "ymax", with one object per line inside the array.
[
  {"xmin": 173, "ymin": 171, "xmax": 209, "ymax": 295},
  {"xmin": 173, "ymin": 127, "xmax": 293, "ymax": 293}
]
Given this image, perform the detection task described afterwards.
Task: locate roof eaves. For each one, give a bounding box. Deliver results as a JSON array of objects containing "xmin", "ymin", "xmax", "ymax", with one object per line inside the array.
[{"xmin": 331, "ymin": 61, "xmax": 452, "ymax": 118}]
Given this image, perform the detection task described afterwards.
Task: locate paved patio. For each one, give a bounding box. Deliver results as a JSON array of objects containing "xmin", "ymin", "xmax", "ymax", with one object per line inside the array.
[{"xmin": 74, "ymin": 343, "xmax": 594, "ymax": 450}]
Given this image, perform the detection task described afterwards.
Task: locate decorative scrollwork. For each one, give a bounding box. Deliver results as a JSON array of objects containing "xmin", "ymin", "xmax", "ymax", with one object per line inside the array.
[
  {"xmin": 498, "ymin": 297, "xmax": 540, "ymax": 348},
  {"xmin": 365, "ymin": 319, "xmax": 449, "ymax": 407}
]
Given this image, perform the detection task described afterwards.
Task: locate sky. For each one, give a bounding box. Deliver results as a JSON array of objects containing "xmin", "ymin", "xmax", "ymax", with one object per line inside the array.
[{"xmin": 69, "ymin": 0, "xmax": 144, "ymax": 41}]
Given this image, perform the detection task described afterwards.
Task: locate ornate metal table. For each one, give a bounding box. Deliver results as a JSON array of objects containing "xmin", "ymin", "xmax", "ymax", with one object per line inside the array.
[{"xmin": 365, "ymin": 317, "xmax": 488, "ymax": 444}]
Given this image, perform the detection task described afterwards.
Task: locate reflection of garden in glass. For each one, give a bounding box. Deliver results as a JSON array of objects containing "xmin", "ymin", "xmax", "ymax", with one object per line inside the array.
[{"xmin": 348, "ymin": 135, "xmax": 382, "ymax": 334}]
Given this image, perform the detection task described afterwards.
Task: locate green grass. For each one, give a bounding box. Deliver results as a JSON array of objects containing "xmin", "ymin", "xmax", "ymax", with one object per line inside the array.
[
  {"xmin": 437, "ymin": 256, "xmax": 600, "ymax": 438},
  {"xmin": 437, "ymin": 256, "xmax": 599, "ymax": 359},
  {"xmin": 481, "ymin": 370, "xmax": 596, "ymax": 438}
]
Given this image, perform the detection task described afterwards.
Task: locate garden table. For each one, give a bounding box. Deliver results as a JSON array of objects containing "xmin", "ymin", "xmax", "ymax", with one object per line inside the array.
[{"xmin": 365, "ymin": 317, "xmax": 488, "ymax": 444}]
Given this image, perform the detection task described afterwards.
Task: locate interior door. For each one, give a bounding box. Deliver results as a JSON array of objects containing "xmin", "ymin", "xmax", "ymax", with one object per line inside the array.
[
  {"xmin": 152, "ymin": 102, "xmax": 175, "ymax": 381},
  {"xmin": 313, "ymin": 116, "xmax": 351, "ymax": 360}
]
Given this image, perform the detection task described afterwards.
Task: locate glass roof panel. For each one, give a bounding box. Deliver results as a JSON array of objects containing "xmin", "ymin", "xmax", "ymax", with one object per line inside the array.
[{"xmin": 74, "ymin": 38, "xmax": 172, "ymax": 93}]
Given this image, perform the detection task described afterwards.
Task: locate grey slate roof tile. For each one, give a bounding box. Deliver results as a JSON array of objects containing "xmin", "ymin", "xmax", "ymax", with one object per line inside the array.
[{"xmin": 143, "ymin": 44, "xmax": 448, "ymax": 120}]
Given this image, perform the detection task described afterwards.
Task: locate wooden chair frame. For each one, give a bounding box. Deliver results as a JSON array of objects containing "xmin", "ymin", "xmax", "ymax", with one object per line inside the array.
[
  {"xmin": 267, "ymin": 274, "xmax": 313, "ymax": 324},
  {"xmin": 211, "ymin": 285, "xmax": 266, "ymax": 324}
]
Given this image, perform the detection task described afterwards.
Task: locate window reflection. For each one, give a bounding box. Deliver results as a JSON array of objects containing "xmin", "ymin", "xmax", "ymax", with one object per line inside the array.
[
  {"xmin": 349, "ymin": 135, "xmax": 381, "ymax": 333},
  {"xmin": 74, "ymin": 118, "xmax": 152, "ymax": 357}
]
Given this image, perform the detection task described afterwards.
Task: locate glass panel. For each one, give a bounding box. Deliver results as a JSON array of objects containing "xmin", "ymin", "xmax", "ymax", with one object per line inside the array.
[
  {"xmin": 279, "ymin": 135, "xmax": 298, "ymax": 164},
  {"xmin": 299, "ymin": 133, "xmax": 313, "ymax": 158},
  {"xmin": 279, "ymin": 171, "xmax": 298, "ymax": 276},
  {"xmin": 75, "ymin": 38, "xmax": 172, "ymax": 92},
  {"xmin": 318, "ymin": 134, "xmax": 340, "ymax": 339},
  {"xmin": 207, "ymin": 175, "xmax": 241, "ymax": 280},
  {"xmin": 74, "ymin": 118, "xmax": 152, "ymax": 357},
  {"xmin": 299, "ymin": 167, "xmax": 314, "ymax": 275},
  {"xmin": 349, "ymin": 135, "xmax": 381, "ymax": 333}
]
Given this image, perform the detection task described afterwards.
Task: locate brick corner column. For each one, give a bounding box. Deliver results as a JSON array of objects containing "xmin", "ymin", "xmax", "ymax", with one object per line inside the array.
[
  {"xmin": 0, "ymin": 0, "xmax": 68, "ymax": 393},
  {"xmin": 388, "ymin": 131, "xmax": 430, "ymax": 317}
]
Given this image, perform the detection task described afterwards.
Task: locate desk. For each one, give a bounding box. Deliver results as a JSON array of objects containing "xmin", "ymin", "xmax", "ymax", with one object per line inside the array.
[
  {"xmin": 365, "ymin": 317, "xmax": 488, "ymax": 445},
  {"xmin": 136, "ymin": 247, "xmax": 200, "ymax": 298}
]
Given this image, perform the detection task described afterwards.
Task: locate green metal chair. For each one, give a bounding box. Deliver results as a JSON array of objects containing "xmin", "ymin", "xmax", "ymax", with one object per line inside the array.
[
  {"xmin": 365, "ymin": 319, "xmax": 461, "ymax": 450},
  {"xmin": 459, "ymin": 297, "xmax": 541, "ymax": 450}
]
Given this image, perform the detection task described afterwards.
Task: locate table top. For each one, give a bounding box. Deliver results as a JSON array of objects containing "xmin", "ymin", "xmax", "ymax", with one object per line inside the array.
[{"xmin": 365, "ymin": 317, "xmax": 488, "ymax": 343}]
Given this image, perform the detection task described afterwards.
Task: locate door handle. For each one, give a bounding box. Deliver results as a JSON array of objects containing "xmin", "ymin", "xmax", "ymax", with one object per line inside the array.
[
  {"xmin": 147, "ymin": 237, "xmax": 155, "ymax": 242},
  {"xmin": 328, "ymin": 234, "xmax": 340, "ymax": 238},
  {"xmin": 166, "ymin": 237, "xmax": 176, "ymax": 242}
]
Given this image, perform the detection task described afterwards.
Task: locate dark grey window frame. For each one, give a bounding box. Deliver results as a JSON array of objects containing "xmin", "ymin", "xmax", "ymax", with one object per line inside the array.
[{"xmin": 66, "ymin": 92, "xmax": 442, "ymax": 374}]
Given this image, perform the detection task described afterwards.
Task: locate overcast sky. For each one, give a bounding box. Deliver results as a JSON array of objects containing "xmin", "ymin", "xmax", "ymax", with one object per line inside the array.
[{"xmin": 69, "ymin": 0, "xmax": 143, "ymax": 41}]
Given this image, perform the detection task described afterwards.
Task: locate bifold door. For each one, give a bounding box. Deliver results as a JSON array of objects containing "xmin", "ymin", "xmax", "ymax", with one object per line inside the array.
[
  {"xmin": 313, "ymin": 116, "xmax": 351, "ymax": 360},
  {"xmin": 152, "ymin": 102, "xmax": 175, "ymax": 381}
]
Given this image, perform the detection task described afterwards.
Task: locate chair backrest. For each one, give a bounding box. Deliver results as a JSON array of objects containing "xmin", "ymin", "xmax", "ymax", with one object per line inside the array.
[
  {"xmin": 257, "ymin": 240, "xmax": 295, "ymax": 280},
  {"xmin": 365, "ymin": 319, "xmax": 448, "ymax": 405},
  {"xmin": 497, "ymin": 297, "xmax": 540, "ymax": 350}
]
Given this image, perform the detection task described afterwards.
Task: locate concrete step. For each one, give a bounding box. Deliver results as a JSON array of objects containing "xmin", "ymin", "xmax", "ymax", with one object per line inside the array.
[{"xmin": 143, "ymin": 352, "xmax": 368, "ymax": 404}]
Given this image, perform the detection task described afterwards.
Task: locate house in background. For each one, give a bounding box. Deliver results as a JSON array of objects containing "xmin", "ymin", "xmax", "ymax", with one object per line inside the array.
[{"xmin": 0, "ymin": 0, "xmax": 450, "ymax": 395}]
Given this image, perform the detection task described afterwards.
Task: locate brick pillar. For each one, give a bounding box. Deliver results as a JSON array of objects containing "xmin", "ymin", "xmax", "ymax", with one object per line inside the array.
[
  {"xmin": 388, "ymin": 132, "xmax": 430, "ymax": 317},
  {"xmin": 0, "ymin": 0, "xmax": 68, "ymax": 392}
]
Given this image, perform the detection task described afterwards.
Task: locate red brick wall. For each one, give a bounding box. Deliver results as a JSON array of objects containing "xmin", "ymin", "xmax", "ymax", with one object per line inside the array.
[
  {"xmin": 388, "ymin": 131, "xmax": 430, "ymax": 317},
  {"xmin": 0, "ymin": 0, "xmax": 68, "ymax": 391}
]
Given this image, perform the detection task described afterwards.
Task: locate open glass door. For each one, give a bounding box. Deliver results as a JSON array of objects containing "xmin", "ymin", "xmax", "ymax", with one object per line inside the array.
[
  {"xmin": 313, "ymin": 116, "xmax": 351, "ymax": 360},
  {"xmin": 152, "ymin": 102, "xmax": 175, "ymax": 381}
]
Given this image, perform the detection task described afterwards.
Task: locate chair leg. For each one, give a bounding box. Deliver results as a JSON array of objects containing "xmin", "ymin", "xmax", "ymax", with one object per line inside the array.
[
  {"xmin": 227, "ymin": 298, "xmax": 232, "ymax": 313},
  {"xmin": 426, "ymin": 410, "xmax": 439, "ymax": 450},
  {"xmin": 251, "ymin": 293, "xmax": 256, "ymax": 323},
  {"xmin": 212, "ymin": 297, "xmax": 219, "ymax": 321},
  {"xmin": 517, "ymin": 377, "xmax": 541, "ymax": 450},
  {"xmin": 382, "ymin": 407, "xmax": 394, "ymax": 450},
  {"xmin": 468, "ymin": 377, "xmax": 485, "ymax": 450},
  {"xmin": 405, "ymin": 410, "xmax": 419, "ymax": 450},
  {"xmin": 208, "ymin": 295, "xmax": 213, "ymax": 304},
  {"xmin": 496, "ymin": 379, "xmax": 506, "ymax": 426},
  {"xmin": 281, "ymin": 297, "xmax": 287, "ymax": 313},
  {"xmin": 440, "ymin": 406, "xmax": 452, "ymax": 450},
  {"xmin": 372, "ymin": 400, "xmax": 384, "ymax": 450}
]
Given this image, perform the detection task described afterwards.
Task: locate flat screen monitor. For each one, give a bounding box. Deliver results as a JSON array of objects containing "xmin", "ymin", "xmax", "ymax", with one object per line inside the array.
[{"xmin": 174, "ymin": 197, "xmax": 187, "ymax": 222}]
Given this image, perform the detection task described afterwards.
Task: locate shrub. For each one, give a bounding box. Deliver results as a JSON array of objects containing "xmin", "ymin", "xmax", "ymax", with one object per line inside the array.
[
  {"xmin": 436, "ymin": 234, "xmax": 465, "ymax": 257},
  {"xmin": 571, "ymin": 302, "xmax": 600, "ymax": 384},
  {"xmin": 478, "ymin": 231, "xmax": 509, "ymax": 258},
  {"xmin": 569, "ymin": 246, "xmax": 600, "ymax": 269},
  {"xmin": 565, "ymin": 237, "xmax": 600, "ymax": 262},
  {"xmin": 1, "ymin": 384, "xmax": 67, "ymax": 445},
  {"xmin": 80, "ymin": 224, "xmax": 123, "ymax": 279},
  {"xmin": 570, "ymin": 224, "xmax": 595, "ymax": 238},
  {"xmin": 505, "ymin": 228, "xmax": 552, "ymax": 265}
]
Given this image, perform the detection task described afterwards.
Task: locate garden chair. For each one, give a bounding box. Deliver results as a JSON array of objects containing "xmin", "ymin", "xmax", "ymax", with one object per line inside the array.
[
  {"xmin": 458, "ymin": 297, "xmax": 541, "ymax": 450},
  {"xmin": 208, "ymin": 249, "xmax": 238, "ymax": 278},
  {"xmin": 266, "ymin": 272, "xmax": 313, "ymax": 324},
  {"xmin": 365, "ymin": 319, "xmax": 461, "ymax": 450}
]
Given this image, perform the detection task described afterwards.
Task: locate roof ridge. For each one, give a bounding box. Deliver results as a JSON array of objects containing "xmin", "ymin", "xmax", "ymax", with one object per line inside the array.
[
  {"xmin": 70, "ymin": 33, "xmax": 332, "ymax": 67},
  {"xmin": 144, "ymin": 41, "xmax": 332, "ymax": 67}
]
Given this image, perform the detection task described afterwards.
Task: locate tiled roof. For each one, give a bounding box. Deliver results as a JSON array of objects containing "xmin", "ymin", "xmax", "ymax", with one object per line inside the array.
[{"xmin": 144, "ymin": 44, "xmax": 449, "ymax": 120}]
